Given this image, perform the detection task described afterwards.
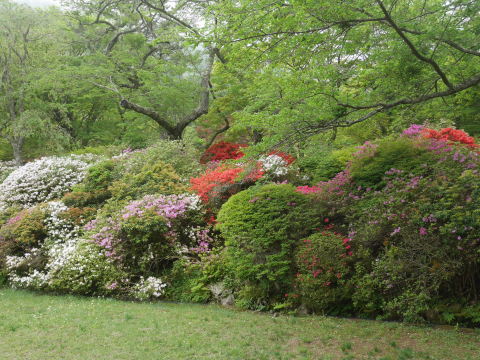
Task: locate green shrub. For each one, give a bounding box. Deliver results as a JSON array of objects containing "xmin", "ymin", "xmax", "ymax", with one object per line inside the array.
[
  {"xmin": 69, "ymin": 145, "xmax": 122, "ymax": 157},
  {"xmin": 166, "ymin": 260, "xmax": 212, "ymax": 303},
  {"xmin": 120, "ymin": 140, "xmax": 201, "ymax": 179},
  {"xmin": 0, "ymin": 207, "xmax": 47, "ymax": 257},
  {"xmin": 293, "ymin": 231, "xmax": 355, "ymax": 314},
  {"xmin": 109, "ymin": 161, "xmax": 188, "ymax": 200},
  {"xmin": 117, "ymin": 209, "xmax": 174, "ymax": 275},
  {"xmin": 62, "ymin": 190, "xmax": 111, "ymax": 208},
  {"xmin": 62, "ymin": 160, "xmax": 117, "ymax": 208},
  {"xmin": 349, "ymin": 137, "xmax": 434, "ymax": 188},
  {"xmin": 300, "ymin": 146, "xmax": 357, "ymax": 183},
  {"xmin": 217, "ymin": 184, "xmax": 320, "ymax": 308},
  {"xmin": 167, "ymin": 250, "xmax": 233, "ymax": 304},
  {"xmin": 351, "ymin": 233, "xmax": 461, "ymax": 323},
  {"xmin": 82, "ymin": 160, "xmax": 117, "ymax": 192}
]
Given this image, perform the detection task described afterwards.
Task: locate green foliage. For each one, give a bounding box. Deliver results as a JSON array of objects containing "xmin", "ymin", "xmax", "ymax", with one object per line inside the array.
[
  {"xmin": 217, "ymin": 184, "xmax": 320, "ymax": 308},
  {"xmin": 166, "ymin": 260, "xmax": 212, "ymax": 303},
  {"xmin": 212, "ymin": 0, "xmax": 480, "ymax": 148},
  {"xmin": 349, "ymin": 137, "xmax": 434, "ymax": 188},
  {"xmin": 120, "ymin": 141, "xmax": 201, "ymax": 179},
  {"xmin": 64, "ymin": 154, "xmax": 191, "ymax": 207},
  {"xmin": 167, "ymin": 250, "xmax": 233, "ymax": 304},
  {"xmin": 300, "ymin": 145, "xmax": 357, "ymax": 183},
  {"xmin": 293, "ymin": 231, "xmax": 354, "ymax": 314},
  {"xmin": 82, "ymin": 160, "xmax": 117, "ymax": 192},
  {"xmin": 0, "ymin": 207, "xmax": 47, "ymax": 257},
  {"xmin": 70, "ymin": 146, "xmax": 122, "ymax": 157},
  {"xmin": 62, "ymin": 190, "xmax": 111, "ymax": 209},
  {"xmin": 62, "ymin": 159, "xmax": 116, "ymax": 208},
  {"xmin": 109, "ymin": 160, "xmax": 187, "ymax": 200}
]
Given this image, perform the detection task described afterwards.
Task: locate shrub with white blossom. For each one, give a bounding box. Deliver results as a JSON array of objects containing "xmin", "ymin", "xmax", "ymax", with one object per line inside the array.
[
  {"xmin": 0, "ymin": 154, "xmax": 100, "ymax": 210},
  {"xmin": 132, "ymin": 276, "xmax": 167, "ymax": 300},
  {"xmin": 4, "ymin": 201, "xmax": 120, "ymax": 294}
]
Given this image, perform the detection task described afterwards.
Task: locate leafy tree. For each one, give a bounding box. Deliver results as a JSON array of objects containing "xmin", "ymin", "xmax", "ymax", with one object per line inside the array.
[
  {"xmin": 0, "ymin": 1, "xmax": 70, "ymax": 164},
  {"xmin": 213, "ymin": 0, "xmax": 480, "ymax": 146},
  {"xmin": 62, "ymin": 0, "xmax": 225, "ymax": 140}
]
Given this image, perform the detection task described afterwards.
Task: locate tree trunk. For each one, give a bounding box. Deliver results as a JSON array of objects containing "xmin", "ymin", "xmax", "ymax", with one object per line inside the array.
[{"xmin": 10, "ymin": 136, "xmax": 25, "ymax": 166}]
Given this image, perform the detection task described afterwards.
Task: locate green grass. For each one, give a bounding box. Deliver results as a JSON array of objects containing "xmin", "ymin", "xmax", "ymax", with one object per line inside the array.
[{"xmin": 0, "ymin": 289, "xmax": 479, "ymax": 360}]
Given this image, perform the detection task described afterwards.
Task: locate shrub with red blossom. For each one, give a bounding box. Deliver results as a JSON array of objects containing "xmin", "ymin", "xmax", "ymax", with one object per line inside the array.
[
  {"xmin": 293, "ymin": 229, "xmax": 354, "ymax": 313},
  {"xmin": 190, "ymin": 165, "xmax": 243, "ymax": 203},
  {"xmin": 403, "ymin": 124, "xmax": 478, "ymax": 148},
  {"xmin": 200, "ymin": 141, "xmax": 247, "ymax": 164},
  {"xmin": 422, "ymin": 127, "xmax": 478, "ymax": 148},
  {"xmin": 190, "ymin": 161, "xmax": 265, "ymax": 209}
]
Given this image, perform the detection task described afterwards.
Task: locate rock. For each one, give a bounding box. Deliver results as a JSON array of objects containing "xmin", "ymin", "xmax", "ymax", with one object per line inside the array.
[
  {"xmin": 208, "ymin": 282, "xmax": 234, "ymax": 306},
  {"xmin": 221, "ymin": 294, "xmax": 235, "ymax": 306}
]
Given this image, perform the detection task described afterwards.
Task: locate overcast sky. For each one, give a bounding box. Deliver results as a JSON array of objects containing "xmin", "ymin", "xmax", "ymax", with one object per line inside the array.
[{"xmin": 16, "ymin": 0, "xmax": 60, "ymax": 7}]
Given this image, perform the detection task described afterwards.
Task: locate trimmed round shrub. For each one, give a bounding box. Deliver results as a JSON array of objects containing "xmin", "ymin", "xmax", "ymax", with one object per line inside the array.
[
  {"xmin": 293, "ymin": 231, "xmax": 355, "ymax": 314},
  {"xmin": 216, "ymin": 184, "xmax": 320, "ymax": 308}
]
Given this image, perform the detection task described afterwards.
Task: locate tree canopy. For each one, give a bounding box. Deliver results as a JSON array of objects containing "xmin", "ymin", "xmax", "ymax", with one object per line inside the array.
[{"xmin": 0, "ymin": 0, "xmax": 478, "ymax": 159}]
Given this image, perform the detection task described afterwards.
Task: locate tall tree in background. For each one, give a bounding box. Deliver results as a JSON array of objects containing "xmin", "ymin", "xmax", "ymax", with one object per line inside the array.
[
  {"xmin": 64, "ymin": 0, "xmax": 224, "ymax": 140},
  {"xmin": 213, "ymin": 0, "xmax": 480, "ymax": 146},
  {"xmin": 0, "ymin": 0, "xmax": 68, "ymax": 164}
]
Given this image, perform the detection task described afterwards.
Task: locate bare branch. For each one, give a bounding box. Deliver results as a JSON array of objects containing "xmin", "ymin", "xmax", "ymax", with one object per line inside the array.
[
  {"xmin": 205, "ymin": 114, "xmax": 230, "ymax": 149},
  {"xmin": 376, "ymin": 0, "xmax": 454, "ymax": 89},
  {"xmin": 140, "ymin": 0, "xmax": 201, "ymax": 37},
  {"xmin": 105, "ymin": 28, "xmax": 138, "ymax": 54},
  {"xmin": 120, "ymin": 98, "xmax": 178, "ymax": 137},
  {"xmin": 175, "ymin": 48, "xmax": 216, "ymax": 135}
]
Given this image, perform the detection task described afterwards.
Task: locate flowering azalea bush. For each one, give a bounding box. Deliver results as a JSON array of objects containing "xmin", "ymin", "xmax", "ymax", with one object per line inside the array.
[
  {"xmin": 291, "ymin": 129, "xmax": 480, "ymax": 323},
  {"xmin": 0, "ymin": 206, "xmax": 47, "ymax": 257},
  {"xmin": 259, "ymin": 152, "xmax": 292, "ymax": 177},
  {"xmin": 1, "ymin": 201, "xmax": 123, "ymax": 295},
  {"xmin": 88, "ymin": 193, "xmax": 206, "ymax": 276},
  {"xmin": 191, "ymin": 149, "xmax": 297, "ymax": 210},
  {"xmin": 0, "ymin": 154, "xmax": 99, "ymax": 210},
  {"xmin": 293, "ymin": 230, "xmax": 355, "ymax": 313},
  {"xmin": 200, "ymin": 141, "xmax": 246, "ymax": 164},
  {"xmin": 131, "ymin": 276, "xmax": 168, "ymax": 300},
  {"xmin": 1, "ymin": 123, "xmax": 479, "ymax": 323},
  {"xmin": 403, "ymin": 124, "xmax": 479, "ymax": 148},
  {"xmin": 47, "ymin": 239, "xmax": 122, "ymax": 295}
]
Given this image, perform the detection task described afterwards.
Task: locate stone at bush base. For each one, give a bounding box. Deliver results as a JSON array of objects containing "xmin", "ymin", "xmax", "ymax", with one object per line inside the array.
[
  {"xmin": 208, "ymin": 281, "xmax": 234, "ymax": 306},
  {"xmin": 221, "ymin": 294, "xmax": 235, "ymax": 306}
]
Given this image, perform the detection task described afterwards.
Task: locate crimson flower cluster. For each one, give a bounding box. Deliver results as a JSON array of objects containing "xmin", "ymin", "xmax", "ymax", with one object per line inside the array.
[
  {"xmin": 423, "ymin": 127, "xmax": 478, "ymax": 148},
  {"xmin": 200, "ymin": 141, "xmax": 247, "ymax": 164}
]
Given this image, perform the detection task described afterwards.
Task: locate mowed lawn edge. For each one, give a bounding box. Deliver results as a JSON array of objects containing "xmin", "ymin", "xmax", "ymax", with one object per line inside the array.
[{"xmin": 0, "ymin": 288, "xmax": 479, "ymax": 360}]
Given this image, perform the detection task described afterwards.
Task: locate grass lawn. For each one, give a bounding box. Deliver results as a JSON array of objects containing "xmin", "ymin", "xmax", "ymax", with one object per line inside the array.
[{"xmin": 0, "ymin": 289, "xmax": 478, "ymax": 360}]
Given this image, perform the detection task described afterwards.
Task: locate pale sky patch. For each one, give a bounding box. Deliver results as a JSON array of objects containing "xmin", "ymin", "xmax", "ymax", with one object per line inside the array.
[{"xmin": 15, "ymin": 0, "xmax": 60, "ymax": 8}]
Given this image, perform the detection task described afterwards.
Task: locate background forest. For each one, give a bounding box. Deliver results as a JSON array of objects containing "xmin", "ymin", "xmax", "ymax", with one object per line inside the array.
[{"xmin": 0, "ymin": 0, "xmax": 480, "ymax": 326}]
